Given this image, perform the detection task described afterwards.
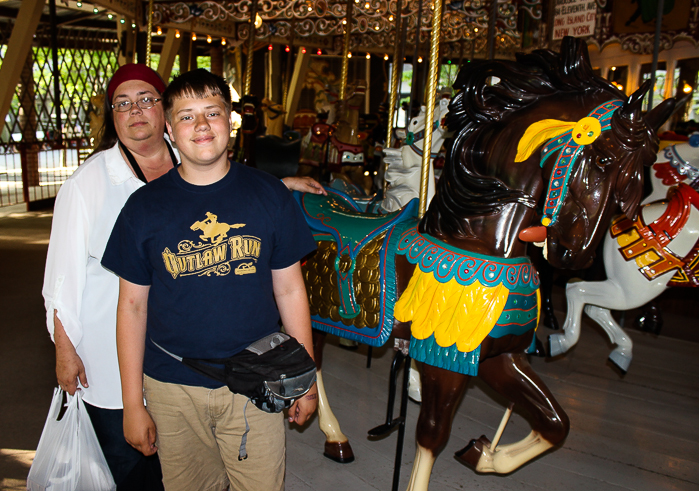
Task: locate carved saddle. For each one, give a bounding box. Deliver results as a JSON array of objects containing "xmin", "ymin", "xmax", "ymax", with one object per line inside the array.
[
  {"xmin": 611, "ymin": 183, "xmax": 699, "ymax": 287},
  {"xmin": 294, "ymin": 188, "xmax": 418, "ymax": 346}
]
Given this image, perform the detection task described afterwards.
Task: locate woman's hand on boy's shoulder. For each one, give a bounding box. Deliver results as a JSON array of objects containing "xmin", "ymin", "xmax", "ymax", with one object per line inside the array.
[
  {"xmin": 281, "ymin": 177, "xmax": 327, "ymax": 195},
  {"xmin": 288, "ymin": 383, "xmax": 318, "ymax": 426}
]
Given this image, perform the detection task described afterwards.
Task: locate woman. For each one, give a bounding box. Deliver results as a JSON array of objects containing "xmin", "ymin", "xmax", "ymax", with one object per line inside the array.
[{"xmin": 43, "ymin": 64, "xmax": 323, "ymax": 490}]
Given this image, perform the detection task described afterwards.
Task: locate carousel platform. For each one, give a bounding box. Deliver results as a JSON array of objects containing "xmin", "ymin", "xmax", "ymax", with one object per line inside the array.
[{"xmin": 0, "ymin": 206, "xmax": 697, "ymax": 491}]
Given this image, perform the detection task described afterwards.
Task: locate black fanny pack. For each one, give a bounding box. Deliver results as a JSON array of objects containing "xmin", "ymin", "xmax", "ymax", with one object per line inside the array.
[{"xmin": 152, "ymin": 332, "xmax": 317, "ymax": 413}]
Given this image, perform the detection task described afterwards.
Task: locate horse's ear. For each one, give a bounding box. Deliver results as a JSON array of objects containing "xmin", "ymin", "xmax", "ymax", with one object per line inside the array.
[
  {"xmin": 617, "ymin": 80, "xmax": 650, "ymax": 124},
  {"xmin": 645, "ymin": 97, "xmax": 677, "ymax": 132}
]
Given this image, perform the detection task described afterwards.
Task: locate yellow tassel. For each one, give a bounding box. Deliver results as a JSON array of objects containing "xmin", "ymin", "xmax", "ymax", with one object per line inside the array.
[
  {"xmin": 395, "ymin": 268, "xmax": 510, "ymax": 353},
  {"xmin": 515, "ymin": 119, "xmax": 576, "ymax": 163}
]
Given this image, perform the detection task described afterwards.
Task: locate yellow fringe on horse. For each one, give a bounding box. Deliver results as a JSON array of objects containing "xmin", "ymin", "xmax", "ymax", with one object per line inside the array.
[
  {"xmin": 394, "ymin": 267, "xmax": 509, "ymax": 353},
  {"xmin": 515, "ymin": 119, "xmax": 576, "ymax": 162}
]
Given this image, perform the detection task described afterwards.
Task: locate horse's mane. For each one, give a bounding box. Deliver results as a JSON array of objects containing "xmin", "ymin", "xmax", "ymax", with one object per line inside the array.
[{"xmin": 423, "ymin": 37, "xmax": 621, "ymax": 238}]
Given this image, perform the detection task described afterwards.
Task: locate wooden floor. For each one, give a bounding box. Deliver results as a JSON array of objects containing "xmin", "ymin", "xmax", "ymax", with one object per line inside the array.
[{"xmin": 1, "ymin": 206, "xmax": 698, "ymax": 491}]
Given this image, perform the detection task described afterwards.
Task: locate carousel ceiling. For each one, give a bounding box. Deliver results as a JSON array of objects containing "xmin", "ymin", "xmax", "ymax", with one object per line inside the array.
[
  {"xmin": 150, "ymin": 0, "xmax": 541, "ymax": 56},
  {"xmin": 0, "ymin": 1, "xmax": 695, "ymax": 57}
]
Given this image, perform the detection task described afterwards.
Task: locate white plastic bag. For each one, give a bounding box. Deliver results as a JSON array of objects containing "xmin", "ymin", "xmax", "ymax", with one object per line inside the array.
[{"xmin": 27, "ymin": 387, "xmax": 116, "ymax": 491}]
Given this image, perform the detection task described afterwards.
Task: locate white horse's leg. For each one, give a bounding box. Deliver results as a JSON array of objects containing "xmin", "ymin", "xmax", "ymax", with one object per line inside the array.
[
  {"xmin": 548, "ymin": 279, "xmax": 588, "ymax": 356},
  {"xmin": 408, "ymin": 359, "xmax": 422, "ymax": 403},
  {"xmin": 406, "ymin": 445, "xmax": 435, "ymax": 491},
  {"xmin": 316, "ymin": 370, "xmax": 355, "ymax": 463},
  {"xmin": 584, "ymin": 305, "xmax": 633, "ymax": 372}
]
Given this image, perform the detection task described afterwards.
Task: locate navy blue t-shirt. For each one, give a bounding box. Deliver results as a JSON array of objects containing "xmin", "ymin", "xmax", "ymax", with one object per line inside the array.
[{"xmin": 102, "ymin": 163, "xmax": 316, "ymax": 388}]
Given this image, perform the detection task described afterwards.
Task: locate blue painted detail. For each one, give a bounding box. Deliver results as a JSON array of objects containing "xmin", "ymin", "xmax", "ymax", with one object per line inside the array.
[
  {"xmin": 309, "ymin": 219, "xmax": 417, "ymax": 347},
  {"xmin": 410, "ymin": 334, "xmax": 481, "ymax": 376},
  {"xmin": 396, "ymin": 227, "xmax": 540, "ymax": 293}
]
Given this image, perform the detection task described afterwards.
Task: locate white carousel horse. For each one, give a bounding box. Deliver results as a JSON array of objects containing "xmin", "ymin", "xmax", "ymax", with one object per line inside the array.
[
  {"xmin": 378, "ymin": 99, "xmax": 450, "ymax": 401},
  {"xmin": 380, "ymin": 98, "xmax": 450, "ymax": 213},
  {"xmin": 549, "ymin": 138, "xmax": 699, "ymax": 372}
]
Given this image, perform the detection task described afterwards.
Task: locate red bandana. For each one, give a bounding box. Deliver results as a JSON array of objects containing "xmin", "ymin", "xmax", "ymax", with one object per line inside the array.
[{"xmin": 107, "ymin": 64, "xmax": 167, "ymax": 101}]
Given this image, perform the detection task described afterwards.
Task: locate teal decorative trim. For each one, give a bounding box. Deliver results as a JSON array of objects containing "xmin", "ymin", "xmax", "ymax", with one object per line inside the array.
[
  {"xmin": 410, "ymin": 334, "xmax": 481, "ymax": 376},
  {"xmin": 490, "ymin": 291, "xmax": 539, "ymax": 338},
  {"xmin": 396, "ymin": 227, "xmax": 539, "ymax": 293}
]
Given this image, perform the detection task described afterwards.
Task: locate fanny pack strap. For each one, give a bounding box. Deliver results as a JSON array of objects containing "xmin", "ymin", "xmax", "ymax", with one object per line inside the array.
[
  {"xmin": 151, "ymin": 338, "xmax": 230, "ymax": 382},
  {"xmin": 150, "ymin": 338, "xmax": 252, "ymax": 460}
]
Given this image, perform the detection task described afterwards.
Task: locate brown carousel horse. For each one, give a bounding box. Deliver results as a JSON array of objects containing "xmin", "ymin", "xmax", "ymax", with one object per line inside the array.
[{"xmin": 295, "ymin": 37, "xmax": 675, "ymax": 490}]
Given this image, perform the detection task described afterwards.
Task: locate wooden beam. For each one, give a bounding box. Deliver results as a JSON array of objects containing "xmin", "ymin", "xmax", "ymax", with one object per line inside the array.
[
  {"xmin": 158, "ymin": 29, "xmax": 182, "ymax": 81},
  {"xmin": 0, "ymin": 0, "xmax": 44, "ymax": 137},
  {"xmin": 284, "ymin": 49, "xmax": 311, "ymax": 127},
  {"xmin": 92, "ymin": 0, "xmax": 138, "ymax": 19}
]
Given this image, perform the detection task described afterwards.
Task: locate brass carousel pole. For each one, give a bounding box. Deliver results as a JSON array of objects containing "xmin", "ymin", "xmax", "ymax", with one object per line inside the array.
[
  {"xmin": 385, "ymin": 0, "xmax": 403, "ymax": 148},
  {"xmin": 146, "ymin": 0, "xmax": 154, "ymax": 66},
  {"xmin": 244, "ymin": 0, "xmax": 259, "ymax": 96},
  {"xmin": 339, "ymin": 0, "xmax": 354, "ymax": 101},
  {"xmin": 418, "ymin": 0, "xmax": 444, "ymax": 218}
]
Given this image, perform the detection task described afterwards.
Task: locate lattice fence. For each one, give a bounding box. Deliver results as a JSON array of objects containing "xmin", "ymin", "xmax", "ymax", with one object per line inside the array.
[{"xmin": 0, "ymin": 21, "xmax": 119, "ymax": 207}]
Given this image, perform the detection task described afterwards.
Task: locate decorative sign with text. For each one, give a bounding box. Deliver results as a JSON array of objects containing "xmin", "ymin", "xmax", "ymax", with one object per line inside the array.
[{"xmin": 553, "ymin": 0, "xmax": 597, "ymax": 40}]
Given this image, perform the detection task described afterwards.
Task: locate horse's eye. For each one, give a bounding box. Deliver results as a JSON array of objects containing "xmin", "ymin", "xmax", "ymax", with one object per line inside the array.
[{"xmin": 596, "ymin": 155, "xmax": 611, "ymax": 167}]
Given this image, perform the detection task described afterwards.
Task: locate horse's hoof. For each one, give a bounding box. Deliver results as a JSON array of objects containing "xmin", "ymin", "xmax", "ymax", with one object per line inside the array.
[
  {"xmin": 323, "ymin": 441, "xmax": 355, "ymax": 464},
  {"xmin": 455, "ymin": 435, "xmax": 490, "ymax": 469},
  {"xmin": 608, "ymin": 349, "xmax": 631, "ymax": 374},
  {"xmin": 547, "ymin": 333, "xmax": 568, "ymax": 357}
]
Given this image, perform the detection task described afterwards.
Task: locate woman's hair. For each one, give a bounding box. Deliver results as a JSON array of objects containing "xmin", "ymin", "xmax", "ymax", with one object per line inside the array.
[
  {"xmin": 163, "ymin": 69, "xmax": 232, "ymax": 123},
  {"xmin": 91, "ymin": 93, "xmax": 120, "ymax": 154}
]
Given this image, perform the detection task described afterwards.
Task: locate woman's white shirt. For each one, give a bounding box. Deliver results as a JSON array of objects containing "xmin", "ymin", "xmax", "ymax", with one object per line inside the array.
[{"xmin": 42, "ymin": 141, "xmax": 175, "ymax": 409}]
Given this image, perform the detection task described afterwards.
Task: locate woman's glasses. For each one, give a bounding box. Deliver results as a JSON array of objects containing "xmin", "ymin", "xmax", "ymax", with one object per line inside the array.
[{"xmin": 111, "ymin": 97, "xmax": 161, "ymax": 112}]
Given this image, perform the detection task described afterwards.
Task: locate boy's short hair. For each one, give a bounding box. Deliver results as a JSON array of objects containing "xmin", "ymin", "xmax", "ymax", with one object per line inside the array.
[{"xmin": 163, "ymin": 69, "xmax": 232, "ymax": 122}]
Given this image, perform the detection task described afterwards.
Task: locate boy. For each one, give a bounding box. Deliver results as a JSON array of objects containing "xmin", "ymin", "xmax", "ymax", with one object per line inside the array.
[{"xmin": 102, "ymin": 69, "xmax": 317, "ymax": 491}]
